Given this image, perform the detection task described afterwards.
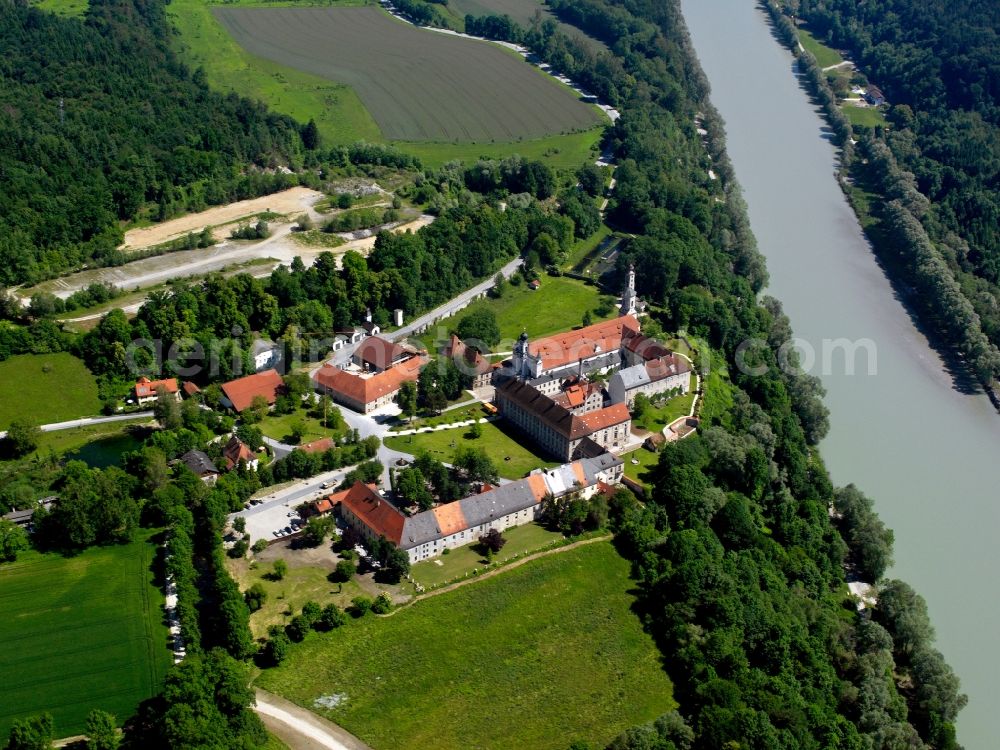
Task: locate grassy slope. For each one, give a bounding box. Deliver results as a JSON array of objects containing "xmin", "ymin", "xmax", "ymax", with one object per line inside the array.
[
  {"xmin": 385, "ymin": 419, "xmax": 557, "ymax": 479},
  {"xmin": 166, "ymin": 0, "xmax": 603, "ymax": 168},
  {"xmin": 457, "ymin": 275, "xmax": 616, "ymax": 344},
  {"xmin": 257, "ymin": 542, "xmax": 675, "ymax": 750},
  {"xmin": 0, "ymin": 530, "xmax": 171, "ymax": 737},
  {"xmin": 797, "ymin": 27, "xmax": 843, "ymax": 69},
  {"xmin": 0, "ymin": 353, "xmax": 102, "ymax": 429},
  {"xmin": 409, "ymin": 521, "xmax": 564, "ymax": 588},
  {"xmin": 168, "ymin": 0, "xmax": 383, "ymax": 145}
]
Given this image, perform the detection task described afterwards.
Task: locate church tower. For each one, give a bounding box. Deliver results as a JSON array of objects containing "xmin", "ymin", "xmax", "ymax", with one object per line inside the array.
[
  {"xmin": 512, "ymin": 331, "xmax": 530, "ymax": 380},
  {"xmin": 620, "ymin": 263, "xmax": 638, "ymax": 317}
]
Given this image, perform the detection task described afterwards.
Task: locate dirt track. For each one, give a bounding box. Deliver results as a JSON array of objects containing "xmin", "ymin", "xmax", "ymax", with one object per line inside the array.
[{"xmin": 123, "ymin": 187, "xmax": 323, "ymax": 250}]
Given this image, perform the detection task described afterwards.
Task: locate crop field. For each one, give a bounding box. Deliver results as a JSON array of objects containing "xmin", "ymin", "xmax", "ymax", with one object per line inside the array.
[
  {"xmin": 212, "ymin": 6, "xmax": 601, "ymax": 142},
  {"xmin": 0, "ymin": 530, "xmax": 171, "ymax": 737},
  {"xmin": 0, "ymin": 353, "xmax": 102, "ymax": 429},
  {"xmin": 447, "ymin": 0, "xmax": 609, "ymax": 54},
  {"xmin": 257, "ymin": 542, "xmax": 675, "ymax": 750}
]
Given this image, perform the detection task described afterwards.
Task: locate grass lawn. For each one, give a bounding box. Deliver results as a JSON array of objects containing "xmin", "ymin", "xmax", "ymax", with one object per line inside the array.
[
  {"xmin": 385, "ymin": 420, "xmax": 556, "ymax": 479},
  {"xmin": 451, "ymin": 275, "xmax": 616, "ymax": 347},
  {"xmin": 0, "ymin": 529, "xmax": 172, "ymax": 737},
  {"xmin": 228, "ymin": 554, "xmax": 372, "ymax": 639},
  {"xmin": 32, "ymin": 0, "xmax": 88, "ymax": 16},
  {"xmin": 0, "ymin": 353, "xmax": 102, "ymax": 429},
  {"xmin": 623, "ymin": 446, "xmax": 660, "ymax": 485},
  {"xmin": 797, "ymin": 27, "xmax": 843, "ymax": 69},
  {"xmin": 843, "ymin": 103, "xmax": 888, "ymax": 128},
  {"xmin": 257, "ymin": 541, "xmax": 674, "ymax": 750},
  {"xmin": 631, "ymin": 374, "xmax": 698, "ymax": 432},
  {"xmin": 258, "ymin": 411, "xmax": 344, "ymax": 445},
  {"xmin": 387, "ymin": 402, "xmax": 485, "ymax": 433},
  {"xmin": 409, "ymin": 522, "xmax": 565, "ymax": 588}
]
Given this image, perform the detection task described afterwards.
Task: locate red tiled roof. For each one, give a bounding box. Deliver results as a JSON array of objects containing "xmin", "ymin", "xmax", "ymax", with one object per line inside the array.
[
  {"xmin": 576, "ymin": 403, "xmax": 631, "ymax": 433},
  {"xmin": 221, "ymin": 369, "xmax": 284, "ymax": 412},
  {"xmin": 314, "ymin": 357, "xmax": 425, "ymax": 408},
  {"xmin": 299, "ymin": 437, "xmax": 335, "ymax": 454},
  {"xmin": 182, "ymin": 381, "xmax": 201, "ymax": 397},
  {"xmin": 444, "ymin": 335, "xmax": 492, "ymax": 376},
  {"xmin": 355, "ymin": 336, "xmax": 408, "ymax": 370},
  {"xmin": 135, "ymin": 377, "xmax": 178, "ymax": 399},
  {"xmin": 622, "ymin": 328, "xmax": 671, "ymax": 361},
  {"xmin": 530, "ymin": 316, "xmax": 639, "ymax": 371},
  {"xmin": 646, "ymin": 353, "xmax": 691, "ymax": 381},
  {"xmin": 336, "ymin": 481, "xmax": 405, "ymax": 545},
  {"xmin": 223, "ymin": 436, "xmax": 255, "ymax": 470}
]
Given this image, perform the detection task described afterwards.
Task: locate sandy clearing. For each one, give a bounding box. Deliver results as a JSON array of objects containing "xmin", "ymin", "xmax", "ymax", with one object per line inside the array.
[
  {"xmin": 254, "ymin": 689, "xmax": 374, "ymax": 750},
  {"xmin": 123, "ymin": 187, "xmax": 323, "ymax": 250},
  {"xmin": 30, "ymin": 214, "xmax": 435, "ymax": 307}
]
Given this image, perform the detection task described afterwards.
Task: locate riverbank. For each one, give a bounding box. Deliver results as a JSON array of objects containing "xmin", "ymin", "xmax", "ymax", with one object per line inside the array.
[{"xmin": 680, "ymin": 1, "xmax": 1000, "ymax": 743}]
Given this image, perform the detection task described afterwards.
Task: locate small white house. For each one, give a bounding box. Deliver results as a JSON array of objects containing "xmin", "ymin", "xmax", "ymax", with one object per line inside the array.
[{"xmin": 252, "ymin": 340, "xmax": 281, "ymax": 372}]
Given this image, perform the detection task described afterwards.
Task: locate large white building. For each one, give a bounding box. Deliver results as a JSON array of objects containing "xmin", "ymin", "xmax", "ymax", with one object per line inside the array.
[{"xmin": 315, "ymin": 452, "xmax": 624, "ymax": 563}]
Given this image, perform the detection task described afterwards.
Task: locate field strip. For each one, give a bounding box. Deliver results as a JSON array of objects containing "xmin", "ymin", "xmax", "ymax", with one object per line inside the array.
[{"xmin": 379, "ymin": 0, "xmax": 620, "ymax": 123}]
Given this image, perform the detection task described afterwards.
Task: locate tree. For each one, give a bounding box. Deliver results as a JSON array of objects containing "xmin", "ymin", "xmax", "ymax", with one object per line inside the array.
[
  {"xmin": 456, "ymin": 308, "xmax": 501, "ymax": 349},
  {"xmin": 289, "ymin": 420, "xmax": 308, "ymax": 444},
  {"xmin": 285, "ymin": 615, "xmax": 310, "ymax": 642},
  {"xmin": 4, "ymin": 419, "xmax": 39, "ymax": 458},
  {"xmin": 271, "ymin": 559, "xmax": 288, "ymax": 581},
  {"xmin": 251, "ymin": 538, "xmax": 268, "ymax": 554},
  {"xmin": 300, "ymin": 600, "xmax": 322, "ymax": 626},
  {"xmin": 264, "ymin": 629, "xmax": 290, "ymax": 665},
  {"xmin": 396, "ymin": 380, "xmax": 418, "ymax": 422},
  {"xmin": 350, "ymin": 596, "xmax": 373, "ymax": 616},
  {"xmin": 395, "ymin": 467, "xmax": 433, "ymax": 511},
  {"xmin": 632, "ymin": 393, "xmax": 650, "ymax": 419},
  {"xmin": 0, "ymin": 519, "xmax": 29, "ymax": 563},
  {"xmin": 582, "ymin": 309, "xmax": 593, "ymax": 327},
  {"xmin": 227, "ymin": 539, "xmax": 248, "ymax": 559},
  {"xmin": 153, "ymin": 387, "xmax": 181, "ymax": 430},
  {"xmin": 371, "ymin": 593, "xmax": 392, "ymax": 614},
  {"xmin": 479, "ymin": 528, "xmax": 507, "ymax": 554},
  {"xmin": 329, "ymin": 558, "xmax": 356, "ymax": 583},
  {"xmin": 242, "ymin": 395, "xmax": 270, "ymax": 423},
  {"xmin": 4, "ymin": 714, "xmax": 53, "ymax": 750},
  {"xmin": 468, "ymin": 420, "xmax": 483, "ymax": 439},
  {"xmin": 380, "ymin": 547, "xmax": 410, "ymax": 584},
  {"xmin": 85, "ymin": 710, "xmax": 119, "ymax": 750},
  {"xmin": 244, "ymin": 582, "xmax": 267, "ymax": 613},
  {"xmin": 577, "ymin": 163, "xmax": 604, "ymax": 197},
  {"xmin": 303, "ymin": 515, "xmax": 334, "ymax": 546},
  {"xmin": 317, "ymin": 603, "xmax": 346, "ymax": 630},
  {"xmin": 235, "ymin": 424, "xmax": 263, "ymax": 450},
  {"xmin": 491, "ymin": 271, "xmax": 507, "ymax": 299},
  {"xmin": 232, "ymin": 516, "xmax": 246, "ymax": 534},
  {"xmin": 454, "ymin": 445, "xmax": 498, "ymax": 483},
  {"xmin": 301, "ymin": 118, "xmax": 320, "ymax": 150}
]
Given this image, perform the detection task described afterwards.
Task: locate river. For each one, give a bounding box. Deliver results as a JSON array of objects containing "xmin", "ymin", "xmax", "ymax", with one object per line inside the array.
[{"xmin": 679, "ymin": 1, "xmax": 999, "ymax": 745}]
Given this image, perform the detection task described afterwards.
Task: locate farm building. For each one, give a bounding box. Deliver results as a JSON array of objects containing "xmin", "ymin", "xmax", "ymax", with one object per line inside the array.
[
  {"xmin": 133, "ymin": 376, "xmax": 180, "ymax": 406},
  {"xmin": 222, "ymin": 435, "xmax": 258, "ymax": 471},
  {"xmin": 220, "ymin": 369, "xmax": 284, "ymax": 413},
  {"xmin": 313, "ymin": 355, "xmax": 426, "ymax": 414},
  {"xmin": 313, "ymin": 452, "xmax": 623, "ymax": 562},
  {"xmin": 179, "ymin": 450, "xmax": 219, "ymax": 484},
  {"xmin": 442, "ymin": 334, "xmax": 494, "ymax": 389}
]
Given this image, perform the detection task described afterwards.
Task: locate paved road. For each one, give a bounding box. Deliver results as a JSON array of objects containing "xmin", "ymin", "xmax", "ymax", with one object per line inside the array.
[
  {"xmin": 0, "ymin": 411, "xmax": 154, "ymax": 440},
  {"xmin": 318, "ymin": 255, "xmax": 522, "ymax": 371}
]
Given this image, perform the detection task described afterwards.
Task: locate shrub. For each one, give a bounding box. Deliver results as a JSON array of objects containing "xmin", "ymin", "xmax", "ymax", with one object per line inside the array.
[
  {"xmin": 316, "ymin": 603, "xmax": 346, "ymax": 631},
  {"xmin": 371, "ymin": 593, "xmax": 393, "ymax": 615}
]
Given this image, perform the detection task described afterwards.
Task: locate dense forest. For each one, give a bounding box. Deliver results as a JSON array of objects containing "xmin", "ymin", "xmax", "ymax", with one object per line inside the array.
[
  {"xmin": 455, "ymin": 0, "xmax": 967, "ymax": 745},
  {"xmin": 0, "ymin": 0, "xmax": 309, "ymax": 287},
  {"xmin": 778, "ymin": 0, "xmax": 1000, "ymax": 384}
]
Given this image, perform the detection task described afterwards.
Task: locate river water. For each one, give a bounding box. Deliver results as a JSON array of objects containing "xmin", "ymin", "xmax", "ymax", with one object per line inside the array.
[{"xmin": 679, "ymin": 1, "xmax": 999, "ymax": 745}]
